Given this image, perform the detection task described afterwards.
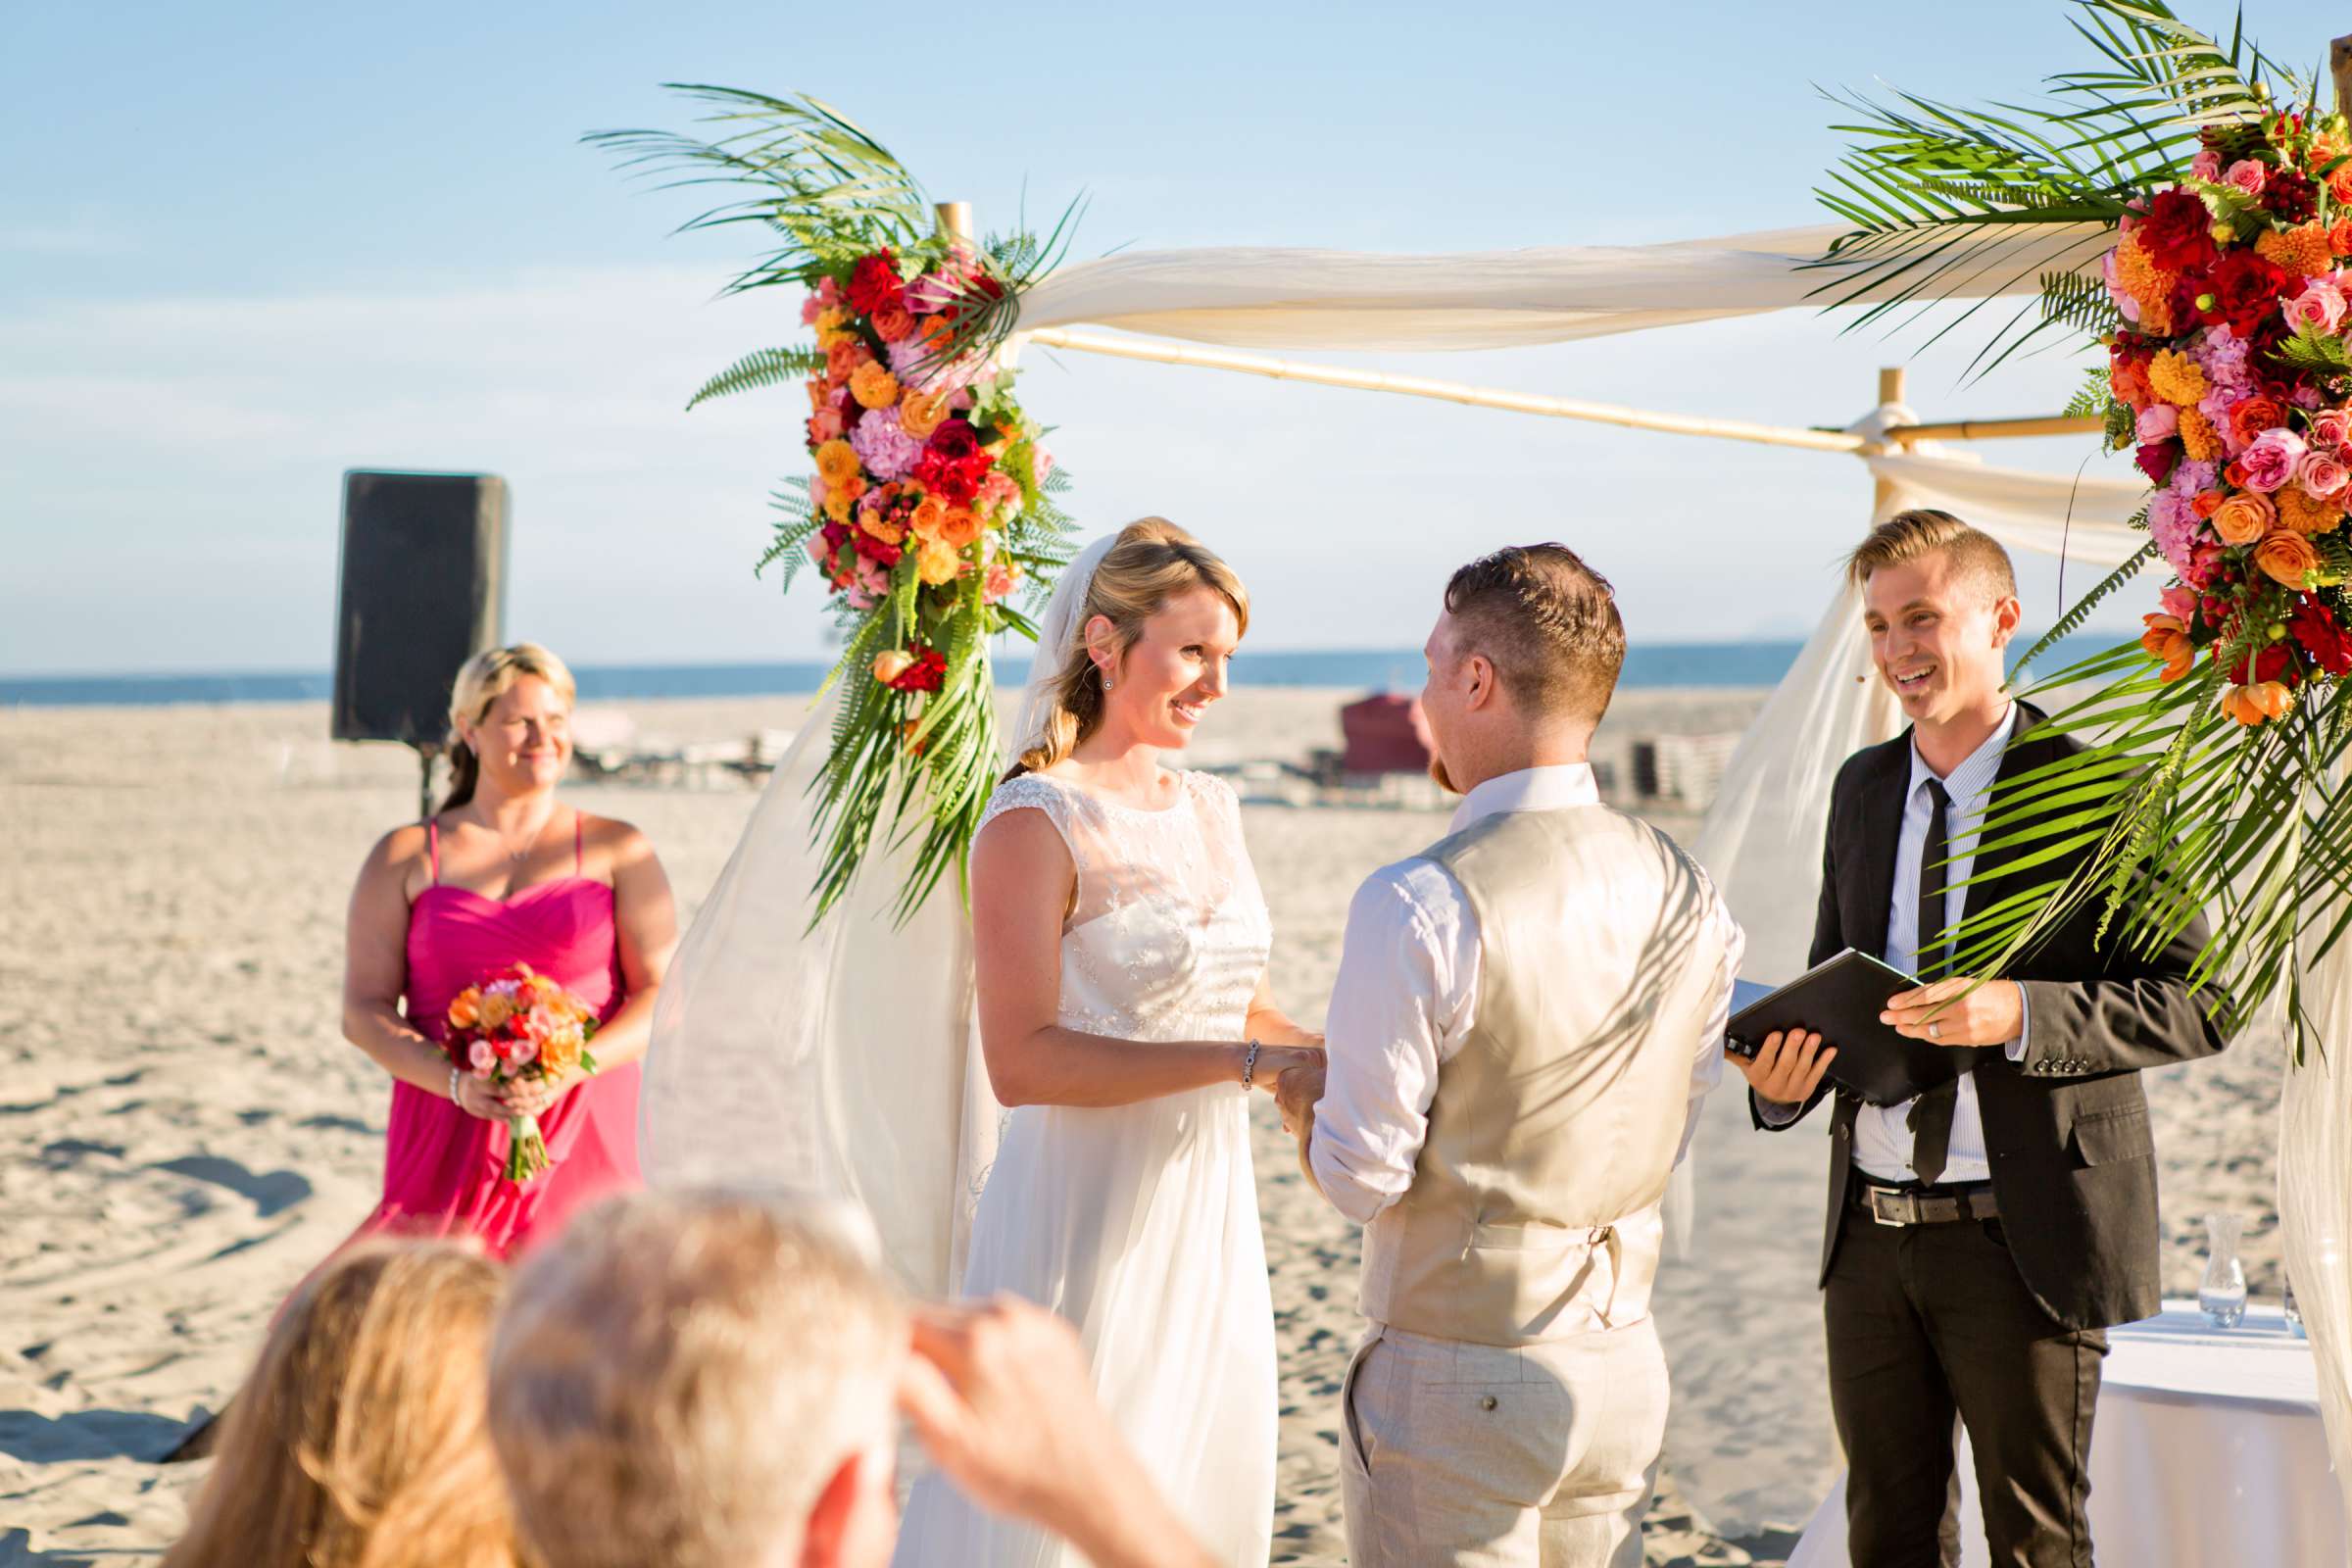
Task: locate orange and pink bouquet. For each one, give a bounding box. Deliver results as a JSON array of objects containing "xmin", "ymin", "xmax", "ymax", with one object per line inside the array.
[{"xmin": 444, "ymin": 962, "xmax": 600, "ymax": 1183}]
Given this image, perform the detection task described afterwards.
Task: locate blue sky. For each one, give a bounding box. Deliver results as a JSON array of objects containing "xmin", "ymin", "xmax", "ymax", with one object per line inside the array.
[{"xmin": 3, "ymin": 0, "xmax": 2338, "ymax": 674}]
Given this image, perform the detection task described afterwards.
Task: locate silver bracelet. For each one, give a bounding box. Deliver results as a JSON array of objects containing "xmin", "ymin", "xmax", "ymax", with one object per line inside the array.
[
  {"xmin": 448, "ymin": 1065, "xmax": 463, "ymax": 1105},
  {"xmin": 1240, "ymin": 1039, "xmax": 1262, "ymax": 1090}
]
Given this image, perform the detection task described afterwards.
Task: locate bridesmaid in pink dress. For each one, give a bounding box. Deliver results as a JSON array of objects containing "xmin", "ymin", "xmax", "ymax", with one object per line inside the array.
[{"xmin": 338, "ymin": 644, "xmax": 678, "ymax": 1258}]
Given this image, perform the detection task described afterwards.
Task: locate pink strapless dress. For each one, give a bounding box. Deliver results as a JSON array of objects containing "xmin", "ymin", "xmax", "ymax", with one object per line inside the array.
[{"xmin": 349, "ymin": 816, "xmax": 641, "ymax": 1259}]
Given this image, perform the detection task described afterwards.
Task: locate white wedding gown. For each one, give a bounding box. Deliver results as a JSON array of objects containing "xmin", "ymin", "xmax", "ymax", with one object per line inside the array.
[{"xmin": 894, "ymin": 767, "xmax": 1278, "ymax": 1568}]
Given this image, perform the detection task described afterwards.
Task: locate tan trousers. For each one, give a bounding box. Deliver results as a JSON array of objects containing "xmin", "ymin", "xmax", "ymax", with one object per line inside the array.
[{"xmin": 1340, "ymin": 1320, "xmax": 1669, "ymax": 1568}]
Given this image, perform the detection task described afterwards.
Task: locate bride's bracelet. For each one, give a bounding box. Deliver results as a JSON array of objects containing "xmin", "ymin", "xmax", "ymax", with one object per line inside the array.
[
  {"xmin": 449, "ymin": 1065, "xmax": 464, "ymax": 1106},
  {"xmin": 1240, "ymin": 1039, "xmax": 1262, "ymax": 1090}
]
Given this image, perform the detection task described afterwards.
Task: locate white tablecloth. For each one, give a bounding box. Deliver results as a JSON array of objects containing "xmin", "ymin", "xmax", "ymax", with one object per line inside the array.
[{"xmin": 1788, "ymin": 1301, "xmax": 2346, "ymax": 1567}]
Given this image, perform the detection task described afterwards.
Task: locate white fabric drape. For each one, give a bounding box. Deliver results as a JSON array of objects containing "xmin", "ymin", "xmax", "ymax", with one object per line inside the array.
[
  {"xmin": 637, "ymin": 688, "xmax": 1001, "ymax": 1298},
  {"xmin": 1015, "ymin": 223, "xmax": 2106, "ymax": 351}
]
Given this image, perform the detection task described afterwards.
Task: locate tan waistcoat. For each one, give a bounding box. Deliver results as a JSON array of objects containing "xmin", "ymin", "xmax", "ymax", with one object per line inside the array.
[{"xmin": 1357, "ymin": 805, "xmax": 1731, "ymax": 1347}]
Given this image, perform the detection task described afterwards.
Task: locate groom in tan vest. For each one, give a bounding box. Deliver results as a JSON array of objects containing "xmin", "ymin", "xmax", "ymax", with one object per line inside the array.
[{"xmin": 1276, "ymin": 544, "xmax": 1740, "ymax": 1568}]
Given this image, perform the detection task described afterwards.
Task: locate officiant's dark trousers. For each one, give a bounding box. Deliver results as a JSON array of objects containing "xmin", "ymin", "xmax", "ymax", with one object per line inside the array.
[{"xmin": 1826, "ymin": 1197, "xmax": 2108, "ymax": 1568}]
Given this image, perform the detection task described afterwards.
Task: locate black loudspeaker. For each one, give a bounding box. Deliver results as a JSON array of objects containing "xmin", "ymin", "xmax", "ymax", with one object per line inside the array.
[{"xmin": 331, "ymin": 470, "xmax": 510, "ymax": 748}]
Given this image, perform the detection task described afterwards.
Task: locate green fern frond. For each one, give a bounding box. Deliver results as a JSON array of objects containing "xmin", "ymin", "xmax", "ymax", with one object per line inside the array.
[
  {"xmin": 2009, "ymin": 539, "xmax": 2159, "ymax": 680},
  {"xmin": 687, "ymin": 346, "xmax": 824, "ymax": 410}
]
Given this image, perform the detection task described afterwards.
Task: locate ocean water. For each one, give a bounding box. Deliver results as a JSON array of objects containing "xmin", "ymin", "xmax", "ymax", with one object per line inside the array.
[{"xmin": 1, "ymin": 635, "xmax": 2126, "ymax": 710}]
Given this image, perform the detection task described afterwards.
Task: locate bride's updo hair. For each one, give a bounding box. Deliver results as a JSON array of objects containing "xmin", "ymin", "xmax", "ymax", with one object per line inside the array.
[
  {"xmin": 1009, "ymin": 518, "xmax": 1249, "ymax": 779},
  {"xmin": 441, "ymin": 643, "xmax": 578, "ymax": 811}
]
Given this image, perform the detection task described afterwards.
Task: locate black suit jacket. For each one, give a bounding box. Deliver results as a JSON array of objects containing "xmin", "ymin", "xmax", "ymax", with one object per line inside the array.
[{"xmin": 1751, "ymin": 704, "xmax": 2230, "ymax": 1331}]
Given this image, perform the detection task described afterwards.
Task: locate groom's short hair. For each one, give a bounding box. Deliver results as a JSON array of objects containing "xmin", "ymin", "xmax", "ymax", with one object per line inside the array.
[
  {"xmin": 1443, "ymin": 544, "xmax": 1626, "ymax": 724},
  {"xmin": 487, "ymin": 1191, "xmax": 905, "ymax": 1568}
]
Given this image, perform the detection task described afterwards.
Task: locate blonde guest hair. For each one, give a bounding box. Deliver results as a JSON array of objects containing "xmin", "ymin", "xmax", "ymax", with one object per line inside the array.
[
  {"xmin": 1845, "ymin": 508, "xmax": 2019, "ymax": 602},
  {"xmin": 164, "ymin": 1241, "xmax": 514, "ymax": 1568},
  {"xmin": 441, "ymin": 642, "xmax": 578, "ymax": 811},
  {"xmin": 487, "ymin": 1192, "xmax": 906, "ymax": 1568},
  {"xmin": 1010, "ymin": 517, "xmax": 1250, "ymax": 778}
]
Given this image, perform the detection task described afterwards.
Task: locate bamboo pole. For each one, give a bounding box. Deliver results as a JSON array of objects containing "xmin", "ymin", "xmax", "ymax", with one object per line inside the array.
[
  {"xmin": 1890, "ymin": 414, "xmax": 2104, "ymax": 443},
  {"xmin": 1871, "ymin": 367, "xmax": 1909, "ymax": 518},
  {"xmin": 1018, "ymin": 326, "xmax": 1871, "ymax": 455},
  {"xmin": 2332, "ymin": 33, "xmax": 2352, "ymax": 119},
  {"xmin": 935, "ymin": 200, "xmax": 973, "ymax": 242}
]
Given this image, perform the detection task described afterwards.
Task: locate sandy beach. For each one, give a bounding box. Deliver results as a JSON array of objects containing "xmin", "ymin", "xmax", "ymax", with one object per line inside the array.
[{"xmin": 0, "ymin": 687, "xmax": 2285, "ymax": 1567}]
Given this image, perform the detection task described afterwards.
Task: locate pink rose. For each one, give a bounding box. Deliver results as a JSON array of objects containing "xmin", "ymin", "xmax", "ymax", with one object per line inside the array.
[
  {"xmin": 468, "ymin": 1041, "xmax": 495, "ymax": 1070},
  {"xmin": 2192, "ymin": 148, "xmax": 2223, "ymax": 181},
  {"xmin": 808, "ymin": 407, "xmax": 846, "ymax": 444},
  {"xmin": 2241, "ymin": 427, "xmax": 2310, "ymax": 493},
  {"xmin": 2160, "ymin": 584, "xmax": 2198, "ymax": 622},
  {"xmin": 2104, "ymin": 248, "xmax": 2143, "ymax": 322},
  {"xmin": 2226, "ymin": 159, "xmax": 2269, "ymax": 197},
  {"xmin": 2299, "ymin": 449, "xmax": 2351, "ymax": 499},
  {"xmin": 2285, "ymin": 280, "xmax": 2348, "ymax": 334},
  {"xmin": 982, "ymin": 561, "xmax": 1017, "ymax": 605},
  {"xmin": 2314, "ymin": 409, "xmax": 2352, "ymax": 450},
  {"xmin": 800, "ymin": 294, "xmax": 822, "ymax": 326},
  {"xmin": 2135, "ymin": 404, "xmax": 2180, "ymax": 444}
]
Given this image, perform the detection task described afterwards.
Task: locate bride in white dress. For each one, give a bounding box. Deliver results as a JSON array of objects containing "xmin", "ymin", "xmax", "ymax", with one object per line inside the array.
[{"xmin": 893, "ymin": 518, "xmax": 1323, "ymax": 1568}]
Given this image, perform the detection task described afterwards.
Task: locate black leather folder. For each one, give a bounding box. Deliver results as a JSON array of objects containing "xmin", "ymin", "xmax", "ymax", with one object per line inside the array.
[{"xmin": 1725, "ymin": 948, "xmax": 1999, "ymax": 1106}]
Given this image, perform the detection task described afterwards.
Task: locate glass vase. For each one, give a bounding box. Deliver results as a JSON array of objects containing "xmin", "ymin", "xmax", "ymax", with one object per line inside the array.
[{"xmin": 2198, "ymin": 1211, "xmax": 2248, "ymax": 1329}]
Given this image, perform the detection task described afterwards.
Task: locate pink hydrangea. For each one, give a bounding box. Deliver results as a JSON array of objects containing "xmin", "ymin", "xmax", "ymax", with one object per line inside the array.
[
  {"xmin": 850, "ymin": 406, "xmax": 924, "ymax": 480},
  {"xmin": 2148, "ymin": 490, "xmax": 2200, "ymax": 579},
  {"xmin": 2241, "ymin": 427, "xmax": 2309, "ymax": 493}
]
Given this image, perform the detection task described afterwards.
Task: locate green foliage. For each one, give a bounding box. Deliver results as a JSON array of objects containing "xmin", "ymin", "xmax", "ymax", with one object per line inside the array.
[
  {"xmin": 2007, "ymin": 538, "xmax": 2158, "ymax": 680},
  {"xmin": 687, "ymin": 346, "xmax": 825, "ymax": 410},
  {"xmin": 2039, "ymin": 270, "xmax": 2122, "ymax": 340},
  {"xmin": 2278, "ymin": 322, "xmax": 2352, "ymax": 376},
  {"xmin": 1807, "ymin": 0, "xmax": 2302, "ymax": 379}
]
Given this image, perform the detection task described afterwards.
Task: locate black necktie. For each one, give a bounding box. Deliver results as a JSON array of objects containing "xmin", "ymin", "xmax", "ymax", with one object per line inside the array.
[{"xmin": 1908, "ymin": 779, "xmax": 1958, "ymax": 1185}]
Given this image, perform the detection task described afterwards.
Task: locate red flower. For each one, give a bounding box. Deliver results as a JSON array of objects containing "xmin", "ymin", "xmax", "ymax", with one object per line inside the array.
[
  {"xmin": 847, "ymin": 251, "xmax": 904, "ymax": 316},
  {"xmin": 926, "ymin": 418, "xmax": 982, "ymax": 466},
  {"xmin": 852, "ymin": 529, "xmax": 903, "ymax": 567},
  {"xmin": 885, "ymin": 646, "xmax": 948, "ymax": 692},
  {"xmin": 2202, "ymin": 249, "xmax": 2294, "ymax": 333},
  {"xmin": 911, "ymin": 420, "xmax": 994, "ymax": 504},
  {"xmin": 2135, "ymin": 442, "xmax": 2180, "ymax": 484},
  {"xmin": 2139, "ymin": 188, "xmax": 2221, "ymax": 271},
  {"xmin": 2226, "ymin": 641, "xmax": 2294, "ymax": 685},
  {"xmin": 2292, "ymin": 595, "xmax": 2352, "ymax": 675}
]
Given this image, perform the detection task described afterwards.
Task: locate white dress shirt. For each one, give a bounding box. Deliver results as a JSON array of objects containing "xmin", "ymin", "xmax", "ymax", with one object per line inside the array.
[
  {"xmin": 1308, "ymin": 763, "xmax": 1743, "ymax": 1225},
  {"xmin": 1763, "ymin": 707, "xmax": 2033, "ymax": 1182}
]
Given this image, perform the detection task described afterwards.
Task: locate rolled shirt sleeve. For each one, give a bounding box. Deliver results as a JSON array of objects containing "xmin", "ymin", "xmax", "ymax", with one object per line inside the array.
[{"xmin": 1307, "ymin": 860, "xmax": 1476, "ymax": 1226}]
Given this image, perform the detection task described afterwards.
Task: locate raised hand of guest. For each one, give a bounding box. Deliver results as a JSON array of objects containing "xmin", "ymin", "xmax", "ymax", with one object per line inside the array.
[
  {"xmin": 1728, "ymin": 1027, "xmax": 1836, "ymax": 1105},
  {"xmin": 1880, "ymin": 976, "xmax": 2025, "ymax": 1047},
  {"xmin": 898, "ymin": 1298, "xmax": 1217, "ymax": 1568}
]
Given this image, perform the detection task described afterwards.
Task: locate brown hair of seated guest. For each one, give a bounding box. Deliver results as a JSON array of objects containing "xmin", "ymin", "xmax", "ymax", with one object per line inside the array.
[{"xmin": 163, "ymin": 1240, "xmax": 514, "ymax": 1568}]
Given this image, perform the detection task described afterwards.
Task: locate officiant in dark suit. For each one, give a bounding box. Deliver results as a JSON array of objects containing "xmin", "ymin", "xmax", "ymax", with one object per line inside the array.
[{"xmin": 1732, "ymin": 510, "xmax": 2230, "ymax": 1568}]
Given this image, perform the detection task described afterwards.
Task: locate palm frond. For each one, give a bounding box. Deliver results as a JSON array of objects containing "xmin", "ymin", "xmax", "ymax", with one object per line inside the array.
[{"xmin": 686, "ymin": 346, "xmax": 825, "ymax": 410}]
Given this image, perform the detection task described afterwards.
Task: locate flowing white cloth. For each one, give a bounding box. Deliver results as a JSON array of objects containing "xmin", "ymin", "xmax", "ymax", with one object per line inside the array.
[
  {"xmin": 892, "ymin": 770, "xmax": 1278, "ymax": 1568},
  {"xmin": 1015, "ymin": 224, "xmax": 2107, "ymax": 352}
]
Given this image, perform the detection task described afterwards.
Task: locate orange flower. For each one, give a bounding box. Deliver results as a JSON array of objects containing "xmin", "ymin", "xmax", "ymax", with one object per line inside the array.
[
  {"xmin": 2332, "ymin": 164, "xmax": 2352, "ymax": 205},
  {"xmin": 939, "ymin": 507, "xmax": 982, "ymax": 549},
  {"xmin": 2148, "ymin": 349, "xmax": 2208, "ymax": 408},
  {"xmin": 537, "ymin": 1031, "xmax": 582, "ymax": 1076},
  {"xmin": 2191, "ymin": 490, "xmax": 2227, "ymax": 520},
  {"xmin": 899, "ymin": 388, "xmax": 950, "ymax": 440},
  {"xmin": 813, "ymin": 439, "xmax": 862, "ymax": 489},
  {"xmin": 915, "ymin": 537, "xmax": 959, "ymax": 586},
  {"xmin": 2223, "ymin": 681, "xmax": 2295, "ymax": 725},
  {"xmin": 2179, "ymin": 407, "xmax": 2225, "ymax": 463},
  {"xmin": 860, "ymin": 511, "xmax": 906, "ymax": 547},
  {"xmin": 2139, "ymin": 613, "xmax": 2193, "ymax": 681},
  {"xmin": 477, "ymin": 993, "xmax": 514, "ymax": 1031},
  {"xmin": 2277, "ymin": 485, "xmax": 2346, "ymax": 537},
  {"xmin": 906, "ymin": 495, "xmax": 947, "ymax": 541},
  {"xmin": 2253, "ymin": 528, "xmax": 2320, "ymax": 588},
  {"xmin": 2113, "ymin": 233, "xmax": 2180, "ymax": 334},
  {"xmin": 2210, "ymin": 490, "xmax": 2278, "ymax": 546},
  {"xmin": 849, "ymin": 362, "xmax": 901, "ymax": 411},
  {"xmin": 2331, "ymin": 218, "xmax": 2352, "ymax": 258},
  {"xmin": 872, "ymin": 649, "xmax": 915, "ymax": 685},
  {"xmin": 447, "ymin": 989, "xmax": 481, "ymax": 1030},
  {"xmin": 2255, "ymin": 223, "xmax": 2333, "ymax": 278}
]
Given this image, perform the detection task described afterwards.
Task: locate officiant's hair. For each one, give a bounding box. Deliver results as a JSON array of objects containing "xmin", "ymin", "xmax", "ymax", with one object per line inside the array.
[
  {"xmin": 1845, "ymin": 509, "xmax": 2017, "ymax": 603},
  {"xmin": 487, "ymin": 1192, "xmax": 905, "ymax": 1568},
  {"xmin": 440, "ymin": 642, "xmax": 577, "ymax": 812},
  {"xmin": 1442, "ymin": 543, "xmax": 1626, "ymax": 724},
  {"xmin": 1009, "ymin": 516, "xmax": 1250, "ymax": 778}
]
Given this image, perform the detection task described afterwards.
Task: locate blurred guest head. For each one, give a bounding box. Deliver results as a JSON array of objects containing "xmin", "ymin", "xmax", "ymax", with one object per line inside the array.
[
  {"xmin": 488, "ymin": 1191, "xmax": 906, "ymax": 1568},
  {"xmin": 1421, "ymin": 543, "xmax": 1626, "ymax": 794},
  {"xmin": 443, "ymin": 643, "xmax": 578, "ymax": 811},
  {"xmin": 164, "ymin": 1240, "xmax": 514, "ymax": 1568},
  {"xmin": 1847, "ymin": 509, "xmax": 2021, "ymax": 732}
]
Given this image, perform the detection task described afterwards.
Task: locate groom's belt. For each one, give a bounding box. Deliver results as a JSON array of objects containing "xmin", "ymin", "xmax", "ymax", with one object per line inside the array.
[{"xmin": 1849, "ymin": 1176, "xmax": 1999, "ymax": 1228}]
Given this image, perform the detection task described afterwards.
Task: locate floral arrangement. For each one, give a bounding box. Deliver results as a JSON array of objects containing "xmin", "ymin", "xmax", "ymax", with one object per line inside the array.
[
  {"xmin": 1811, "ymin": 0, "xmax": 2352, "ymax": 1048},
  {"xmin": 445, "ymin": 962, "xmax": 600, "ymax": 1182},
  {"xmin": 591, "ymin": 89, "xmax": 1077, "ymax": 922},
  {"xmin": 2109, "ymin": 115, "xmax": 2352, "ymax": 721}
]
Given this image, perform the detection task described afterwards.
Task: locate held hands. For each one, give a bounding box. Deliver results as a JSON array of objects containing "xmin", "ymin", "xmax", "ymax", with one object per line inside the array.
[
  {"xmin": 452, "ymin": 1067, "xmax": 575, "ymax": 1121},
  {"xmin": 1728, "ymin": 1029, "xmax": 1836, "ymax": 1106},
  {"xmin": 1880, "ymin": 977, "xmax": 2024, "ymax": 1048},
  {"xmin": 1247, "ymin": 1043, "xmax": 1324, "ymax": 1093},
  {"xmin": 1272, "ymin": 1060, "xmax": 1326, "ymax": 1140}
]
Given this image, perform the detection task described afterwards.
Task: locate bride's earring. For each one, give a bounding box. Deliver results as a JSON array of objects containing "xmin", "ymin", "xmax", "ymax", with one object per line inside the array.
[{"xmin": 1100, "ymin": 666, "xmax": 1114, "ymax": 694}]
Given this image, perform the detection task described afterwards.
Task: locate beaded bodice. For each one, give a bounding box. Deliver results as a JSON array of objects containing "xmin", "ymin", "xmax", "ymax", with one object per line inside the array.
[{"xmin": 977, "ymin": 770, "xmax": 1272, "ymax": 1044}]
